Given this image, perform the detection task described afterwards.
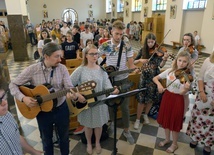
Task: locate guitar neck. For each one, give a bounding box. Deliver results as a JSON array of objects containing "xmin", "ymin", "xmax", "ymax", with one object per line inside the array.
[
  {"xmin": 85, "ymin": 88, "xmax": 115, "ymax": 99},
  {"xmin": 42, "ymin": 88, "xmax": 77, "ymax": 102},
  {"xmin": 109, "ymin": 68, "xmax": 135, "ymax": 77}
]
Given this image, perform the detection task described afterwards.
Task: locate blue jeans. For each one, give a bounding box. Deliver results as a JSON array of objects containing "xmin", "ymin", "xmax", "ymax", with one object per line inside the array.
[
  {"xmin": 36, "ymin": 101, "xmax": 70, "ymax": 155},
  {"xmin": 28, "ymin": 32, "xmax": 36, "ymax": 45}
]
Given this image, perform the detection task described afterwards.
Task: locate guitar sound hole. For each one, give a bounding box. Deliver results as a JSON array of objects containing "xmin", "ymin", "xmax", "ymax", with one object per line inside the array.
[{"xmin": 76, "ymin": 102, "xmax": 87, "ymax": 109}]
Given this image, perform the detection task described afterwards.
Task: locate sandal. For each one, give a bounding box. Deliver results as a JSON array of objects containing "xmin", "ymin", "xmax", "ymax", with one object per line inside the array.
[
  {"xmin": 166, "ymin": 144, "xmax": 178, "ymax": 153},
  {"xmin": 86, "ymin": 145, "xmax": 93, "ymax": 155},
  {"xmin": 159, "ymin": 140, "xmax": 170, "ymax": 147},
  {"xmin": 189, "ymin": 141, "xmax": 198, "ymax": 148},
  {"xmin": 95, "ymin": 144, "xmax": 102, "ymax": 154},
  {"xmin": 203, "ymin": 146, "xmax": 211, "ymax": 155}
]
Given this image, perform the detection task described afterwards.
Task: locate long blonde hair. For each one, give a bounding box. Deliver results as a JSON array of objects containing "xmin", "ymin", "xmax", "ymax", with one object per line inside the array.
[
  {"xmin": 170, "ymin": 50, "xmax": 191, "ymax": 73},
  {"xmin": 82, "ymin": 44, "xmax": 98, "ymax": 66}
]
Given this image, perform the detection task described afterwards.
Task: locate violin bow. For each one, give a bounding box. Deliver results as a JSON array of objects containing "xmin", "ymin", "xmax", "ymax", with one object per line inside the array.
[{"xmin": 147, "ymin": 29, "xmax": 171, "ymax": 62}]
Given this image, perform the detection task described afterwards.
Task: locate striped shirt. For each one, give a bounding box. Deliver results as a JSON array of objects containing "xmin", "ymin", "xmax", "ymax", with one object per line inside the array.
[
  {"xmin": 9, "ymin": 62, "xmax": 73, "ymax": 107},
  {"xmin": 98, "ymin": 38, "xmax": 134, "ymax": 81},
  {"xmin": 0, "ymin": 112, "xmax": 23, "ymax": 155}
]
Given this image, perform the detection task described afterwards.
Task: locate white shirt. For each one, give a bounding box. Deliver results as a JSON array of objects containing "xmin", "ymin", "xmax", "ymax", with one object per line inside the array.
[
  {"xmin": 80, "ymin": 31, "xmax": 94, "ymax": 47},
  {"xmin": 61, "ymin": 27, "xmax": 70, "ymax": 35},
  {"xmin": 194, "ymin": 35, "xmax": 200, "ymax": 45}
]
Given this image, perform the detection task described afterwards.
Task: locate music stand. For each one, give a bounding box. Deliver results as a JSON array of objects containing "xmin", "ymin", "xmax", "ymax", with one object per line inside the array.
[{"xmin": 103, "ymin": 88, "xmax": 146, "ymax": 155}]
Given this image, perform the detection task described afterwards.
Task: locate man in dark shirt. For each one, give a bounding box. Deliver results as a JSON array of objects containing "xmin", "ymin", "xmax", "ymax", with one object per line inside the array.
[{"xmin": 72, "ymin": 25, "xmax": 80, "ymax": 47}]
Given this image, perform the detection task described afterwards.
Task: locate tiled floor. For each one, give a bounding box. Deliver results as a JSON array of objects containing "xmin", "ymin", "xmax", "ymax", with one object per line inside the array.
[{"xmin": 6, "ymin": 41, "xmax": 213, "ymax": 155}]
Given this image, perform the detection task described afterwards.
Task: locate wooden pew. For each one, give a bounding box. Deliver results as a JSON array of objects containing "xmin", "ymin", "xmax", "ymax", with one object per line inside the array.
[
  {"xmin": 66, "ymin": 59, "xmax": 82, "ymax": 68},
  {"xmin": 171, "ymin": 41, "xmax": 182, "ymax": 49}
]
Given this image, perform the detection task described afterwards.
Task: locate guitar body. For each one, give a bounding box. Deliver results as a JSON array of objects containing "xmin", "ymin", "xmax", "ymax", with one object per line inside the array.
[
  {"xmin": 16, "ymin": 80, "xmax": 97, "ymax": 119},
  {"xmin": 16, "ymin": 85, "xmax": 53, "ymax": 119},
  {"xmin": 68, "ymin": 82, "xmax": 133, "ymax": 117},
  {"xmin": 67, "ymin": 90, "xmax": 96, "ymax": 117}
]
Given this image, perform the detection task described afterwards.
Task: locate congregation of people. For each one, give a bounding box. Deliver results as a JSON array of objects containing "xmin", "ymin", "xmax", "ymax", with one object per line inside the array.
[{"xmin": 0, "ymin": 16, "xmax": 213, "ymax": 155}]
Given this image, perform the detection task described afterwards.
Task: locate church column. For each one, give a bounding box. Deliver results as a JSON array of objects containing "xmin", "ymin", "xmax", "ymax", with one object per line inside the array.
[
  {"xmin": 5, "ymin": 0, "xmax": 29, "ymax": 61},
  {"xmin": 123, "ymin": 0, "xmax": 132, "ymax": 25},
  {"xmin": 111, "ymin": 0, "xmax": 118, "ymax": 19}
]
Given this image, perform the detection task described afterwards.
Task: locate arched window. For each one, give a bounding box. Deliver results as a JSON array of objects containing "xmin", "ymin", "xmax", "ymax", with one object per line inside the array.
[{"xmin": 62, "ymin": 8, "xmax": 78, "ymax": 25}]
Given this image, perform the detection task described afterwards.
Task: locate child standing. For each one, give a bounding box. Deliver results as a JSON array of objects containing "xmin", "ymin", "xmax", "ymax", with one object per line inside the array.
[
  {"xmin": 61, "ymin": 31, "xmax": 80, "ymax": 59},
  {"xmin": 153, "ymin": 50, "xmax": 192, "ymax": 153},
  {"xmin": 133, "ymin": 33, "xmax": 168, "ymax": 129}
]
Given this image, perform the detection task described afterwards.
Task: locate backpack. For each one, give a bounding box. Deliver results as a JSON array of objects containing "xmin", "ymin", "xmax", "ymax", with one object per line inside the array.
[
  {"xmin": 81, "ymin": 124, "xmax": 109, "ymax": 144},
  {"xmin": 34, "ymin": 50, "xmax": 40, "ymax": 60}
]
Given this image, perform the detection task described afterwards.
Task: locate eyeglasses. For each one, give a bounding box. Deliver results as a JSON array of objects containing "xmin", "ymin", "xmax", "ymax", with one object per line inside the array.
[
  {"xmin": 87, "ymin": 53, "xmax": 99, "ymax": 56},
  {"xmin": 0, "ymin": 91, "xmax": 8, "ymax": 105}
]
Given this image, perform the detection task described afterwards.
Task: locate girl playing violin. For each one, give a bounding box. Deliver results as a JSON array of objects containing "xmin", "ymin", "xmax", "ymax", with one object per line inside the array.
[
  {"xmin": 178, "ymin": 33, "xmax": 199, "ymax": 116},
  {"xmin": 133, "ymin": 33, "xmax": 168, "ymax": 129},
  {"xmin": 153, "ymin": 50, "xmax": 192, "ymax": 153},
  {"xmin": 179, "ymin": 33, "xmax": 198, "ymax": 63}
]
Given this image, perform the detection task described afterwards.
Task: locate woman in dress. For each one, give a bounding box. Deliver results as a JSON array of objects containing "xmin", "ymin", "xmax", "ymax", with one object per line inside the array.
[
  {"xmin": 70, "ymin": 44, "xmax": 119, "ymax": 154},
  {"xmin": 186, "ymin": 51, "xmax": 214, "ymax": 155},
  {"xmin": 133, "ymin": 33, "xmax": 168, "ymax": 129}
]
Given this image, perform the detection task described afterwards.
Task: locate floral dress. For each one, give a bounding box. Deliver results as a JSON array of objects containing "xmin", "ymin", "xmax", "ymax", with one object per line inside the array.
[
  {"xmin": 186, "ymin": 58, "xmax": 214, "ymax": 147},
  {"xmin": 135, "ymin": 48, "xmax": 163, "ymax": 104}
]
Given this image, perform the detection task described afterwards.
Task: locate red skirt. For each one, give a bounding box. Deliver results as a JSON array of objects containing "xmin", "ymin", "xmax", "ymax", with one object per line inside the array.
[{"xmin": 157, "ymin": 90, "xmax": 184, "ymax": 132}]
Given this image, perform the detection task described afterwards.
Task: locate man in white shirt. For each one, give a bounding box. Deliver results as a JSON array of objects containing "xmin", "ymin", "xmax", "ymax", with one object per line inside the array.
[
  {"xmin": 193, "ymin": 30, "xmax": 201, "ymax": 54},
  {"xmin": 80, "ymin": 25, "xmax": 94, "ymax": 48},
  {"xmin": 60, "ymin": 22, "xmax": 70, "ymax": 36}
]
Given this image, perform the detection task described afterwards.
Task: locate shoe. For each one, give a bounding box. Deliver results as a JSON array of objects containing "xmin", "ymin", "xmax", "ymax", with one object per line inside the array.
[
  {"xmin": 95, "ymin": 144, "xmax": 102, "ymax": 154},
  {"xmin": 134, "ymin": 119, "xmax": 140, "ymax": 130},
  {"xmin": 203, "ymin": 146, "xmax": 211, "ymax": 155},
  {"xmin": 108, "ymin": 122, "xmax": 114, "ymax": 136},
  {"xmin": 166, "ymin": 144, "xmax": 178, "ymax": 153},
  {"xmin": 158, "ymin": 140, "xmax": 170, "ymax": 147},
  {"xmin": 189, "ymin": 141, "xmax": 198, "ymax": 148},
  {"xmin": 86, "ymin": 145, "xmax": 93, "ymax": 155},
  {"xmin": 143, "ymin": 114, "xmax": 150, "ymax": 124},
  {"xmin": 123, "ymin": 130, "xmax": 135, "ymax": 145},
  {"xmin": 73, "ymin": 126, "xmax": 85, "ymax": 135}
]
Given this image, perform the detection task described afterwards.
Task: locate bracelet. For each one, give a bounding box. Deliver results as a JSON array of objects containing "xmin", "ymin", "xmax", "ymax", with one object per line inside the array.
[
  {"xmin": 199, "ymin": 90, "xmax": 204, "ymax": 93},
  {"xmin": 162, "ymin": 59, "xmax": 167, "ymax": 62}
]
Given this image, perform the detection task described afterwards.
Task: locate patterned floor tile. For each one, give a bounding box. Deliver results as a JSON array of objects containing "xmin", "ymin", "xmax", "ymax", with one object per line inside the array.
[{"xmin": 5, "ymin": 42, "xmax": 213, "ymax": 155}]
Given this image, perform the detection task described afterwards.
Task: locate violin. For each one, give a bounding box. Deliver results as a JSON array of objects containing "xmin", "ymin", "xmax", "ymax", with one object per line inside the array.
[
  {"xmin": 147, "ymin": 29, "xmax": 171, "ymax": 62},
  {"xmin": 149, "ymin": 44, "xmax": 167, "ymax": 57},
  {"xmin": 174, "ymin": 68, "xmax": 193, "ymax": 84},
  {"xmin": 187, "ymin": 45, "xmax": 195, "ymax": 54}
]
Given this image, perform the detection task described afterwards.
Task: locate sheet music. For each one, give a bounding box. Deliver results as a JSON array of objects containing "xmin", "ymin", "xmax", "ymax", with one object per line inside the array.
[{"xmin": 106, "ymin": 88, "xmax": 146, "ymax": 99}]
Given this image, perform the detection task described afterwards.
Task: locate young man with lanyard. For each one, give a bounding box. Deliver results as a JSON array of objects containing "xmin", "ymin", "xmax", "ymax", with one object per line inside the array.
[
  {"xmin": 0, "ymin": 77, "xmax": 43, "ymax": 155},
  {"xmin": 98, "ymin": 20, "xmax": 138, "ymax": 145},
  {"xmin": 9, "ymin": 42, "xmax": 85, "ymax": 155}
]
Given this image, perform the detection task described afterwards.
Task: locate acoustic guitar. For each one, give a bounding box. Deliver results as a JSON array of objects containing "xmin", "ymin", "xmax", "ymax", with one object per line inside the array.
[
  {"xmin": 16, "ymin": 80, "xmax": 97, "ymax": 119},
  {"xmin": 67, "ymin": 82, "xmax": 133, "ymax": 117}
]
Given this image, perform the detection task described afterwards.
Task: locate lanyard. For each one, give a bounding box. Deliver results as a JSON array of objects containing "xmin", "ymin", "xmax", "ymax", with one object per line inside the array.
[{"xmin": 41, "ymin": 63, "xmax": 54, "ymax": 84}]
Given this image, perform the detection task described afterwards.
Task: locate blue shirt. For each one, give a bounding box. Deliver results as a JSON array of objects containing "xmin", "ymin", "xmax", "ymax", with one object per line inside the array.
[{"xmin": 0, "ymin": 112, "xmax": 23, "ymax": 155}]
